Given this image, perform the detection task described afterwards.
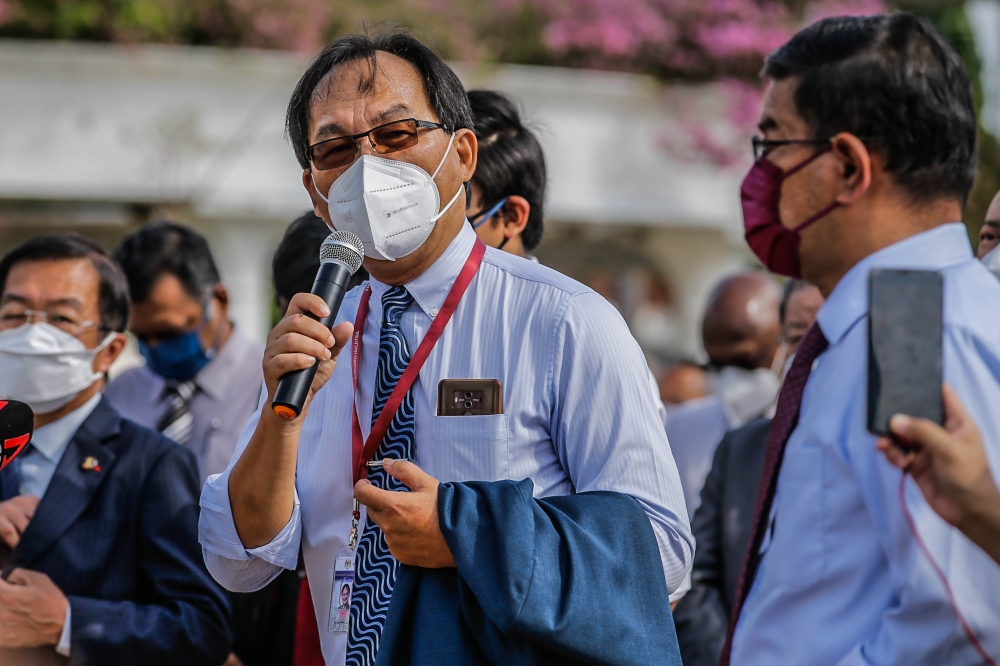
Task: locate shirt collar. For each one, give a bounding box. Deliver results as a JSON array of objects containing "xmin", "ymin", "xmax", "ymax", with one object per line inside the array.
[
  {"xmin": 368, "ymin": 221, "xmax": 478, "ymax": 318},
  {"xmin": 816, "ymin": 223, "xmax": 973, "ymax": 345},
  {"xmin": 30, "ymin": 392, "xmax": 102, "ymax": 462},
  {"xmin": 196, "ymin": 325, "xmax": 255, "ymax": 401}
]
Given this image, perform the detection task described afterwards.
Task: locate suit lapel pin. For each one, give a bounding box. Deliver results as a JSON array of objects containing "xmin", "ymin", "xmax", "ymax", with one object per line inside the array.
[{"xmin": 81, "ymin": 456, "xmax": 102, "ymax": 473}]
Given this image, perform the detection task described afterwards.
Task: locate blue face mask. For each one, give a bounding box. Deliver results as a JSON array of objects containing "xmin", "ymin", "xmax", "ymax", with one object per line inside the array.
[
  {"xmin": 138, "ymin": 307, "xmax": 215, "ymax": 382},
  {"xmin": 469, "ymin": 198, "xmax": 507, "ymax": 229},
  {"xmin": 468, "ymin": 198, "xmax": 511, "ymax": 250}
]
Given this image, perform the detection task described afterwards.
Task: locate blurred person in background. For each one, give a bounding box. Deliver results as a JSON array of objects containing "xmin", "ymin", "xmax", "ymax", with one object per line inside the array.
[
  {"xmin": 201, "ymin": 29, "xmax": 690, "ymax": 665},
  {"xmin": 274, "ymin": 212, "xmax": 335, "ymax": 315},
  {"xmin": 658, "ymin": 361, "xmax": 710, "ymax": 406},
  {"xmin": 673, "ymin": 278, "xmax": 824, "ymax": 666},
  {"xmin": 978, "ymin": 189, "xmax": 1000, "ymax": 259},
  {"xmin": 106, "ymin": 221, "xmax": 263, "ymax": 485},
  {"xmin": 665, "ymin": 272, "xmax": 782, "ymax": 517},
  {"xmin": 723, "ymin": 14, "xmax": 1000, "ymax": 665},
  {"xmin": 775, "ymin": 279, "xmax": 824, "ymax": 376},
  {"xmin": 0, "ymin": 234, "xmax": 230, "ymax": 665},
  {"xmin": 274, "ymin": 213, "xmax": 370, "ymax": 317},
  {"xmin": 979, "ymin": 189, "xmax": 1000, "ymax": 279},
  {"xmin": 467, "ymin": 88, "xmax": 668, "ymax": 427},
  {"xmin": 466, "ymin": 89, "xmax": 545, "ymax": 258}
]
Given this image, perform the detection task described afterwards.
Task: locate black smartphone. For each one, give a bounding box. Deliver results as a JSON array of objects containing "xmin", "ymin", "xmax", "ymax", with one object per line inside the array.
[
  {"xmin": 867, "ymin": 269, "xmax": 943, "ymax": 436},
  {"xmin": 437, "ymin": 379, "xmax": 503, "ymax": 416}
]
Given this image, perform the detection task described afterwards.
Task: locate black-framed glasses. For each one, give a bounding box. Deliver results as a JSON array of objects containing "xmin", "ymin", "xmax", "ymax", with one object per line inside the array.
[
  {"xmin": 751, "ymin": 135, "xmax": 830, "ymax": 161},
  {"xmin": 308, "ymin": 118, "xmax": 446, "ymax": 171}
]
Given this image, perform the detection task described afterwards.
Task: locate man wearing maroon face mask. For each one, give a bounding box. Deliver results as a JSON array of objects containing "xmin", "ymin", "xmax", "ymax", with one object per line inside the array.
[{"xmin": 724, "ymin": 14, "xmax": 1000, "ymax": 666}]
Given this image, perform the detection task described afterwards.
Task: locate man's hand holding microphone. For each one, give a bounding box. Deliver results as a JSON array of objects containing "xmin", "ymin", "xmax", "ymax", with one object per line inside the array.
[
  {"xmin": 230, "ymin": 233, "xmax": 362, "ymax": 550},
  {"xmin": 230, "ymin": 290, "xmax": 355, "ymax": 548},
  {"xmin": 229, "ymin": 231, "xmax": 454, "ymax": 567}
]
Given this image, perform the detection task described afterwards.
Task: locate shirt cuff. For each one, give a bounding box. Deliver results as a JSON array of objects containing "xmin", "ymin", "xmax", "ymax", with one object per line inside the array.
[
  {"xmin": 199, "ymin": 470, "xmax": 302, "ymax": 569},
  {"xmin": 55, "ymin": 602, "xmax": 70, "ymax": 657},
  {"xmin": 245, "ymin": 503, "xmax": 302, "ymax": 570}
]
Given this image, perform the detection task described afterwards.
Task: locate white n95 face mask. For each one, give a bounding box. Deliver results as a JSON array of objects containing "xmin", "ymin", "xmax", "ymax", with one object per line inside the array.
[
  {"xmin": 315, "ymin": 132, "xmax": 463, "ymax": 261},
  {"xmin": 0, "ymin": 322, "xmax": 114, "ymax": 414},
  {"xmin": 710, "ymin": 366, "xmax": 781, "ymax": 429},
  {"xmin": 982, "ymin": 244, "xmax": 1000, "ymax": 282}
]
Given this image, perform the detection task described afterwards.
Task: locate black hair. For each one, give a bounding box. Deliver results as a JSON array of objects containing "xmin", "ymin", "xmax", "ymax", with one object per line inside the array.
[
  {"xmin": 286, "ymin": 27, "xmax": 474, "ymax": 171},
  {"xmin": 779, "ymin": 279, "xmax": 811, "ymax": 325},
  {"xmin": 763, "ymin": 13, "xmax": 977, "ymax": 205},
  {"xmin": 113, "ymin": 221, "xmax": 221, "ymax": 304},
  {"xmin": 467, "ymin": 89, "xmax": 547, "ymax": 252},
  {"xmin": 272, "ymin": 212, "xmax": 370, "ymax": 306},
  {"xmin": 273, "ymin": 212, "xmax": 331, "ymax": 304},
  {"xmin": 0, "ymin": 233, "xmax": 130, "ymax": 332}
]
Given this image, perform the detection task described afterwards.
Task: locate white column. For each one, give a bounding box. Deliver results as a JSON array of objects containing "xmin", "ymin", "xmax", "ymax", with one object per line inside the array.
[
  {"xmin": 200, "ymin": 218, "xmax": 284, "ymax": 344},
  {"xmin": 645, "ymin": 227, "xmax": 752, "ymax": 359}
]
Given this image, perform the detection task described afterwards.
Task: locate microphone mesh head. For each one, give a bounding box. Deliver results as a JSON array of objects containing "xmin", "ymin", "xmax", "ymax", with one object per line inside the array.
[{"xmin": 320, "ymin": 231, "xmax": 364, "ymax": 274}]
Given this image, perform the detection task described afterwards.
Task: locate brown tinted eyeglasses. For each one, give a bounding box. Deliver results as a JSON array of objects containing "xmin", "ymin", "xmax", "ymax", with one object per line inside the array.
[{"xmin": 308, "ymin": 118, "xmax": 446, "ymax": 171}]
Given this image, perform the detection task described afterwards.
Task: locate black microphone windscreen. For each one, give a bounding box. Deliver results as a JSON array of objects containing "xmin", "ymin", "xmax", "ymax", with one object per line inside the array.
[{"xmin": 0, "ymin": 400, "xmax": 33, "ymax": 471}]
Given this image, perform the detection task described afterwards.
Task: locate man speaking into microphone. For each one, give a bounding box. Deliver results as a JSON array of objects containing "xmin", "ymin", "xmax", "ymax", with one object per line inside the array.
[{"xmin": 199, "ymin": 29, "xmax": 692, "ymax": 666}]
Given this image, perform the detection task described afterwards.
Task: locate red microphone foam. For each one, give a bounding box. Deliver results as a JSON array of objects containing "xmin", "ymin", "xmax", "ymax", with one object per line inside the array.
[{"xmin": 0, "ymin": 400, "xmax": 34, "ymax": 471}]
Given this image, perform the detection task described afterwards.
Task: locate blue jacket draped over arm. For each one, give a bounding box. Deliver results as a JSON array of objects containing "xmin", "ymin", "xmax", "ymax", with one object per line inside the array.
[{"xmin": 377, "ymin": 478, "xmax": 682, "ymax": 665}]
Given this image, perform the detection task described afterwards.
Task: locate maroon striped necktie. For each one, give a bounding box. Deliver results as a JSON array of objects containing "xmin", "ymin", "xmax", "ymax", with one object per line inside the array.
[{"xmin": 719, "ymin": 323, "xmax": 829, "ymax": 666}]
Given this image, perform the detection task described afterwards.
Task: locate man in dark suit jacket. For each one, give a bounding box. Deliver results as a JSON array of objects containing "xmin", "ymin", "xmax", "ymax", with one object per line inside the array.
[
  {"xmin": 0, "ymin": 233, "xmax": 230, "ymax": 665},
  {"xmin": 673, "ymin": 417, "xmax": 770, "ymax": 666},
  {"xmin": 672, "ymin": 279, "xmax": 823, "ymax": 666}
]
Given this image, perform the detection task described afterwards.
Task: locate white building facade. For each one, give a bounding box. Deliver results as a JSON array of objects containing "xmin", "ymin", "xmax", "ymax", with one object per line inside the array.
[{"xmin": 0, "ymin": 40, "xmax": 755, "ymax": 366}]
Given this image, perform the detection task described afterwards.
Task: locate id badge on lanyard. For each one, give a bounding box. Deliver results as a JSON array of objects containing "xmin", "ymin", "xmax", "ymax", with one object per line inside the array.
[
  {"xmin": 328, "ymin": 238, "xmax": 486, "ymax": 633},
  {"xmin": 329, "ymin": 500, "xmax": 361, "ymax": 633}
]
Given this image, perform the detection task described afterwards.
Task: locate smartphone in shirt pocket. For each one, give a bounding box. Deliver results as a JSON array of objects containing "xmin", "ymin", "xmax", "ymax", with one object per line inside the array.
[
  {"xmin": 437, "ymin": 379, "xmax": 502, "ymax": 416},
  {"xmin": 431, "ymin": 379, "xmax": 508, "ymax": 482}
]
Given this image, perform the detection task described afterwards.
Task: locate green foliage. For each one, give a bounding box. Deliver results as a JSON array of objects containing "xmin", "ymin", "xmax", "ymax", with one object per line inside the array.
[
  {"xmin": 0, "ymin": 0, "xmax": 245, "ymax": 45},
  {"xmin": 0, "ymin": 0, "xmax": 995, "ymax": 236},
  {"xmin": 0, "ymin": 0, "xmax": 548, "ymax": 58},
  {"xmin": 900, "ymin": 2, "xmax": 999, "ymax": 241}
]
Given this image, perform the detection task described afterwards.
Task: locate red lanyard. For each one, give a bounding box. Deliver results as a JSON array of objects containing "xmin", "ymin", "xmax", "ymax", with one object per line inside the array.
[{"xmin": 350, "ymin": 239, "xmax": 486, "ymax": 483}]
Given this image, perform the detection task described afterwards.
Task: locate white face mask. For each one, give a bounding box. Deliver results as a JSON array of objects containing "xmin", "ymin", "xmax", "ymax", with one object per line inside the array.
[
  {"xmin": 710, "ymin": 366, "xmax": 781, "ymax": 428},
  {"xmin": 0, "ymin": 323, "xmax": 114, "ymax": 415},
  {"xmin": 982, "ymin": 244, "xmax": 1000, "ymax": 282},
  {"xmin": 314, "ymin": 132, "xmax": 463, "ymax": 261}
]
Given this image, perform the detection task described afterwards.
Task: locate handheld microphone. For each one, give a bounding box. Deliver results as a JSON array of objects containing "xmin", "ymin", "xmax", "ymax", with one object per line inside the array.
[
  {"xmin": 272, "ymin": 231, "xmax": 365, "ymax": 419},
  {"xmin": 0, "ymin": 400, "xmax": 34, "ymax": 471}
]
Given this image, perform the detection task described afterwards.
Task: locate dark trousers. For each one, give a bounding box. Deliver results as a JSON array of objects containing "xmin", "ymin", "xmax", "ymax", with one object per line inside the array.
[{"xmin": 231, "ymin": 569, "xmax": 302, "ymax": 666}]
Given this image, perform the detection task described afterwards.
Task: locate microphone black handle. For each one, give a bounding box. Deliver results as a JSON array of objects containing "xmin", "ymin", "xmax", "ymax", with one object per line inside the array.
[{"xmin": 272, "ymin": 261, "xmax": 353, "ymax": 419}]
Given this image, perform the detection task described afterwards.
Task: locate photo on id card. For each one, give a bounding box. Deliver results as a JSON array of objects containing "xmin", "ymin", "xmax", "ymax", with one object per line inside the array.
[{"xmin": 330, "ymin": 555, "xmax": 354, "ymax": 632}]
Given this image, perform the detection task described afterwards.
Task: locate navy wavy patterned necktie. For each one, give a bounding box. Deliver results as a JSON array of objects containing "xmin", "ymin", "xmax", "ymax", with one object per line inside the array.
[{"xmin": 347, "ymin": 286, "xmax": 416, "ymax": 666}]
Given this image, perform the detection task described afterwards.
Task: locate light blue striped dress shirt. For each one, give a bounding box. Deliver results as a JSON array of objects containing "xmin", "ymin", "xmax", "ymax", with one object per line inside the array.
[
  {"xmin": 732, "ymin": 223, "xmax": 1000, "ymax": 665},
  {"xmin": 17, "ymin": 393, "xmax": 100, "ymax": 499},
  {"xmin": 14, "ymin": 391, "xmax": 101, "ymax": 658},
  {"xmin": 199, "ymin": 222, "xmax": 693, "ymax": 665}
]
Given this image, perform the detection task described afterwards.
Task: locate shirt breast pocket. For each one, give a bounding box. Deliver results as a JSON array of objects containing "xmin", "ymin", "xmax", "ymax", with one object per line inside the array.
[{"xmin": 425, "ymin": 414, "xmax": 509, "ymax": 483}]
